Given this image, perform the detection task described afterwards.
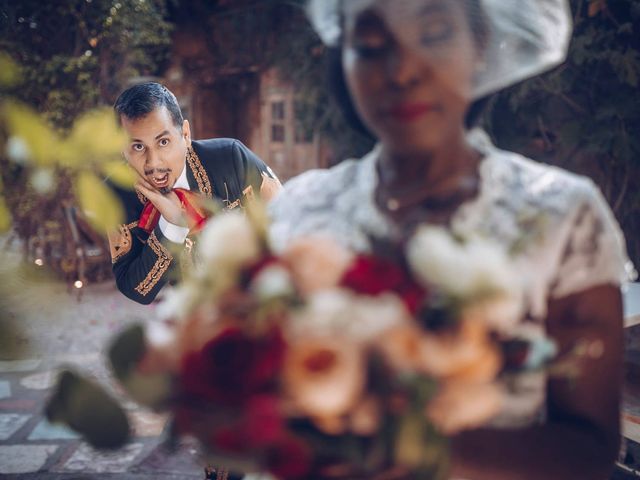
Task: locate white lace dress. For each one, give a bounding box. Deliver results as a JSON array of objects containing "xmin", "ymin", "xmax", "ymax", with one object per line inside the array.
[{"xmin": 269, "ymin": 129, "xmax": 636, "ymax": 427}]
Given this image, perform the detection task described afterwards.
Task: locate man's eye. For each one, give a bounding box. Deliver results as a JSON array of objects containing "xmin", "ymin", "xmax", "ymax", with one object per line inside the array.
[
  {"xmin": 159, "ymin": 138, "xmax": 170, "ymax": 147},
  {"xmin": 132, "ymin": 144, "xmax": 145, "ymax": 152}
]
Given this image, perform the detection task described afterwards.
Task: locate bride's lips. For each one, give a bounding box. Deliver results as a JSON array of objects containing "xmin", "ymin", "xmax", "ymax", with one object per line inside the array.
[{"xmin": 386, "ymin": 102, "xmax": 436, "ymax": 122}]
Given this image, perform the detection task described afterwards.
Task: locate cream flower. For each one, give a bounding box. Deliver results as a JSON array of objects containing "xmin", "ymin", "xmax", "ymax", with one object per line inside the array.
[
  {"xmin": 197, "ymin": 212, "xmax": 261, "ymax": 273},
  {"xmin": 282, "ymin": 337, "xmax": 366, "ymax": 430},
  {"xmin": 290, "ymin": 288, "xmax": 409, "ymax": 343},
  {"xmin": 281, "ymin": 236, "xmax": 354, "ymax": 295},
  {"xmin": 407, "ymin": 226, "xmax": 523, "ymax": 313},
  {"xmin": 249, "ymin": 263, "xmax": 295, "ymax": 301},
  {"xmin": 426, "ymin": 381, "xmax": 504, "ymax": 434}
]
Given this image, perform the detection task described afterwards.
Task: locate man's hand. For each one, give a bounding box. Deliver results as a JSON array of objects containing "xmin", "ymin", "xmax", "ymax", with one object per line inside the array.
[{"xmin": 135, "ymin": 177, "xmax": 187, "ymax": 227}]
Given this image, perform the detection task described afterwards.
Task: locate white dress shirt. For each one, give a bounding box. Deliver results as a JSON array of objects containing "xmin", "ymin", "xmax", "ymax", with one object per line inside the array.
[{"xmin": 158, "ymin": 165, "xmax": 190, "ymax": 244}]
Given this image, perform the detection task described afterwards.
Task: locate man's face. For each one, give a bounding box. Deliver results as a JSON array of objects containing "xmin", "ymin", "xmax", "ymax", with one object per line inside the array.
[{"xmin": 121, "ymin": 106, "xmax": 191, "ymax": 194}]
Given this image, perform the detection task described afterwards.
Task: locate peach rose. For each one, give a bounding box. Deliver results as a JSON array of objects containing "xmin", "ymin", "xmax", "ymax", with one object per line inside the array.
[
  {"xmin": 282, "ymin": 337, "xmax": 366, "ymax": 433},
  {"xmin": 281, "ymin": 236, "xmax": 354, "ymax": 295},
  {"xmin": 414, "ymin": 320, "xmax": 502, "ymax": 382},
  {"xmin": 426, "ymin": 381, "xmax": 504, "ymax": 434}
]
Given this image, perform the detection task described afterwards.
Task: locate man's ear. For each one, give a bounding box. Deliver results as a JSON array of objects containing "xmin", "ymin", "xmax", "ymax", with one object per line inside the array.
[{"xmin": 182, "ymin": 119, "xmax": 192, "ymax": 147}]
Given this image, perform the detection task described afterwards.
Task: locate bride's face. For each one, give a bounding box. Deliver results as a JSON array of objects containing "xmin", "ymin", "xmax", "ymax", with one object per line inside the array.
[{"xmin": 341, "ymin": 0, "xmax": 479, "ymax": 155}]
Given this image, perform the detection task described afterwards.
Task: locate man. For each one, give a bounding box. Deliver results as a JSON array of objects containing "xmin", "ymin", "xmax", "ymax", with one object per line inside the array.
[{"xmin": 108, "ymin": 82, "xmax": 281, "ymax": 304}]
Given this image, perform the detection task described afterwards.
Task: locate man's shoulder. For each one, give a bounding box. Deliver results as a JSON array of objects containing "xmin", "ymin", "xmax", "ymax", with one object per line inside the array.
[{"xmin": 191, "ymin": 138, "xmax": 244, "ymax": 159}]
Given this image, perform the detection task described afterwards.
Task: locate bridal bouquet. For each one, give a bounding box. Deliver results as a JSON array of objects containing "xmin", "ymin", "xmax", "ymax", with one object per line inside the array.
[{"xmin": 48, "ymin": 204, "xmax": 558, "ymax": 479}]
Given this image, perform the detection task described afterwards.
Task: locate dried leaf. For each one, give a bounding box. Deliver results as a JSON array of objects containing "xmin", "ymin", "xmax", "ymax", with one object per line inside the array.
[{"xmin": 74, "ymin": 171, "xmax": 124, "ymax": 233}]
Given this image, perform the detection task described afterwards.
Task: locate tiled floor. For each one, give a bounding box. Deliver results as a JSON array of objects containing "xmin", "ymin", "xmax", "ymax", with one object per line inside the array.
[{"xmin": 0, "ymin": 248, "xmax": 204, "ymax": 479}]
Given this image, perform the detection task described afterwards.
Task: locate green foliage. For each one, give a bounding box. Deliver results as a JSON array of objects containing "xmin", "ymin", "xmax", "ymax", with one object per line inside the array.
[
  {"xmin": 484, "ymin": 0, "xmax": 640, "ymax": 265},
  {"xmin": 0, "ymin": 0, "xmax": 173, "ymax": 274},
  {"xmin": 0, "ymin": 0, "xmax": 173, "ymax": 128}
]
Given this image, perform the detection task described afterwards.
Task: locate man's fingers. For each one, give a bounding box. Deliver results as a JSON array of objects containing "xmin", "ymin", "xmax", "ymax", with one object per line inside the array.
[{"xmin": 135, "ymin": 182, "xmax": 159, "ymax": 201}]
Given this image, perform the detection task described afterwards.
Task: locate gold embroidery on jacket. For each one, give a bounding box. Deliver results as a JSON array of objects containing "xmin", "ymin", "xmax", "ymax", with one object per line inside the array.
[
  {"xmin": 136, "ymin": 191, "xmax": 147, "ymax": 205},
  {"xmin": 108, "ymin": 222, "xmax": 138, "ymax": 264},
  {"xmin": 186, "ymin": 147, "xmax": 213, "ymax": 198},
  {"xmin": 134, "ymin": 232, "xmax": 173, "ymax": 296}
]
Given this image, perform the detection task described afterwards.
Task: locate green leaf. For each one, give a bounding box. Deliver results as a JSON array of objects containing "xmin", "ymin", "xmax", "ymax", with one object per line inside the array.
[
  {"xmin": 101, "ymin": 160, "xmax": 136, "ymax": 189},
  {"xmin": 45, "ymin": 370, "xmax": 130, "ymax": 449},
  {"xmin": 0, "ymin": 195, "xmax": 10, "ymax": 233},
  {"xmin": 0, "ymin": 52, "xmax": 21, "ymax": 87},
  {"xmin": 59, "ymin": 108, "xmax": 128, "ymax": 167},
  {"xmin": 108, "ymin": 324, "xmax": 172, "ymax": 408},
  {"xmin": 74, "ymin": 171, "xmax": 124, "ymax": 233},
  {"xmin": 108, "ymin": 324, "xmax": 146, "ymax": 379}
]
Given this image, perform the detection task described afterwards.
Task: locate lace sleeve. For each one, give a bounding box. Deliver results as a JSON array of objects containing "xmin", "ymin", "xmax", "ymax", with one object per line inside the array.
[
  {"xmin": 268, "ymin": 168, "xmax": 335, "ymax": 253},
  {"xmin": 550, "ymin": 180, "xmax": 636, "ymax": 298}
]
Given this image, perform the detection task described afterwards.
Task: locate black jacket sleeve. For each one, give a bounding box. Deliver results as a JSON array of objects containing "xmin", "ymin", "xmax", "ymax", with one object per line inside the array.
[
  {"xmin": 111, "ymin": 224, "xmax": 178, "ymax": 305},
  {"xmin": 107, "ymin": 184, "xmax": 181, "ymax": 305},
  {"xmin": 230, "ymin": 140, "xmax": 281, "ymax": 202}
]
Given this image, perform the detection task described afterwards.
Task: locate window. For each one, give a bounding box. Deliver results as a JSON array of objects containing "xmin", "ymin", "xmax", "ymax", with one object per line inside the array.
[
  {"xmin": 271, "ymin": 101, "xmax": 285, "ymax": 121},
  {"xmin": 294, "ymin": 100, "xmax": 313, "ymax": 144},
  {"xmin": 271, "ymin": 124, "xmax": 285, "ymax": 143},
  {"xmin": 270, "ymin": 100, "xmax": 286, "ymax": 143}
]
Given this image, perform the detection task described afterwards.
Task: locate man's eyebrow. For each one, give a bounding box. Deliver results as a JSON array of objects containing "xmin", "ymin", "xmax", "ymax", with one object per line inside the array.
[{"xmin": 155, "ymin": 130, "xmax": 170, "ymax": 140}]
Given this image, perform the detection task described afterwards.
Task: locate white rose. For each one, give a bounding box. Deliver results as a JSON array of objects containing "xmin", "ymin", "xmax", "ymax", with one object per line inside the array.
[
  {"xmin": 197, "ymin": 212, "xmax": 261, "ymax": 273},
  {"xmin": 249, "ymin": 264, "xmax": 295, "ymax": 301}
]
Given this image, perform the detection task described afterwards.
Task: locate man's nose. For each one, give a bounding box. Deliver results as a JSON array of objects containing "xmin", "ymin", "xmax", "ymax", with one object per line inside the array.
[{"xmin": 145, "ymin": 148, "xmax": 163, "ymax": 171}]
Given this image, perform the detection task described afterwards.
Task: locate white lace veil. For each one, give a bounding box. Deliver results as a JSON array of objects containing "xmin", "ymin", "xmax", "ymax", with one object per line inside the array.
[{"xmin": 307, "ymin": 0, "xmax": 572, "ymax": 99}]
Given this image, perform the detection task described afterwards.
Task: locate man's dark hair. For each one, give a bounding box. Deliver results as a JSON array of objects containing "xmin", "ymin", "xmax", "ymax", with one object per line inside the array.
[{"xmin": 114, "ymin": 82, "xmax": 184, "ymax": 127}]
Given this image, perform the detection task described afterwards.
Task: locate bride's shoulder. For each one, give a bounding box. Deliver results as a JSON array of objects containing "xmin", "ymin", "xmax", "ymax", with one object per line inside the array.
[
  {"xmin": 270, "ymin": 158, "xmax": 364, "ymax": 213},
  {"xmin": 282, "ymin": 159, "xmax": 361, "ymax": 197},
  {"xmin": 489, "ymin": 147, "xmax": 601, "ymax": 212}
]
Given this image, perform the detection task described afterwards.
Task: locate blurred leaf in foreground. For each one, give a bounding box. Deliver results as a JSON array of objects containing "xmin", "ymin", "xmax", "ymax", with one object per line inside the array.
[
  {"xmin": 46, "ymin": 369, "xmax": 130, "ymax": 449},
  {"xmin": 74, "ymin": 171, "xmax": 124, "ymax": 233}
]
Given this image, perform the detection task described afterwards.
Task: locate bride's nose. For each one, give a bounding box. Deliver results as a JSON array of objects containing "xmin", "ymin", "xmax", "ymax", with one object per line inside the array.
[{"xmin": 385, "ymin": 43, "xmax": 424, "ymax": 89}]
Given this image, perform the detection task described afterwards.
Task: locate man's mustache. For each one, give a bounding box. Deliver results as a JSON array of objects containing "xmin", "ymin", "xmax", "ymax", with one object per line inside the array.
[{"xmin": 144, "ymin": 167, "xmax": 172, "ymax": 176}]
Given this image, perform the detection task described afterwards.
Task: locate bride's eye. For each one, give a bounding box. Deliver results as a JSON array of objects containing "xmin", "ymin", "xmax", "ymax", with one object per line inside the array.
[
  {"xmin": 354, "ymin": 34, "xmax": 390, "ymax": 59},
  {"xmin": 420, "ymin": 18, "xmax": 453, "ymax": 45}
]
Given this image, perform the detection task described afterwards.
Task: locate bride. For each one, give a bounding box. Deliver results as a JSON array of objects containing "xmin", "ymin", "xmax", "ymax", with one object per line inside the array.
[{"xmin": 270, "ymin": 0, "xmax": 635, "ymax": 478}]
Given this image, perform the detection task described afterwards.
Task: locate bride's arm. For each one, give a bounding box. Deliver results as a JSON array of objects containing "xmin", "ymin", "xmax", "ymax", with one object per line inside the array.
[{"xmin": 450, "ymin": 283, "xmax": 623, "ymax": 480}]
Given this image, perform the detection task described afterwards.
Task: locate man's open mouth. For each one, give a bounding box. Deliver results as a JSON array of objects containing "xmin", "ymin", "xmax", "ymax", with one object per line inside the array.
[{"xmin": 150, "ymin": 172, "xmax": 170, "ymax": 189}]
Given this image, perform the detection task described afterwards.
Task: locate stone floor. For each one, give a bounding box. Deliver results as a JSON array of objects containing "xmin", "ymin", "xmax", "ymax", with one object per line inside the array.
[{"xmin": 0, "ymin": 248, "xmax": 204, "ymax": 479}]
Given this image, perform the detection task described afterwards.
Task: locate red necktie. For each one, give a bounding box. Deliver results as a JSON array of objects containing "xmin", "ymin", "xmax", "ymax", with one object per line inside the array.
[{"xmin": 138, "ymin": 188, "xmax": 208, "ymax": 235}]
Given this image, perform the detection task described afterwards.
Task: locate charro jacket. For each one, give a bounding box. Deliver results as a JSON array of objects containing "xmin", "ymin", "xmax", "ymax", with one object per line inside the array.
[{"xmin": 108, "ymin": 138, "xmax": 280, "ymax": 304}]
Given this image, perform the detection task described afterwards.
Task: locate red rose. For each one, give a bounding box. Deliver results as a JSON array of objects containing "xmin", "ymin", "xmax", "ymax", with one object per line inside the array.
[
  {"xmin": 211, "ymin": 394, "xmax": 285, "ymax": 453},
  {"xmin": 340, "ymin": 255, "xmax": 427, "ymax": 314},
  {"xmin": 266, "ymin": 434, "xmax": 311, "ymax": 479},
  {"xmin": 180, "ymin": 327, "xmax": 285, "ymax": 406}
]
